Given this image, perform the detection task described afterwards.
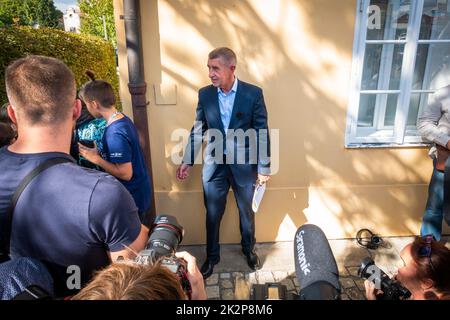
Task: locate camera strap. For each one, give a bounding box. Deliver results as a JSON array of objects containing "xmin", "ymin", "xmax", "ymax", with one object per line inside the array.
[
  {"xmin": 0, "ymin": 157, "xmax": 73, "ymax": 261},
  {"xmin": 12, "ymin": 285, "xmax": 52, "ymax": 300}
]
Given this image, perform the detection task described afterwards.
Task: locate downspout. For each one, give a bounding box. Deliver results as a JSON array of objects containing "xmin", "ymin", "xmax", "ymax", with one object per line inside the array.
[{"xmin": 122, "ymin": 0, "xmax": 156, "ymax": 223}]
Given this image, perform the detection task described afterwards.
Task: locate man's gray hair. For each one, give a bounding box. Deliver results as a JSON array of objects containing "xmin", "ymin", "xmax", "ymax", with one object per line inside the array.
[{"xmin": 208, "ymin": 47, "xmax": 237, "ymax": 67}]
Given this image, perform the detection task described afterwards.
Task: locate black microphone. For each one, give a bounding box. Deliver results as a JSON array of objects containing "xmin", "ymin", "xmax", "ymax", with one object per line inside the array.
[{"xmin": 294, "ymin": 224, "xmax": 341, "ymax": 300}]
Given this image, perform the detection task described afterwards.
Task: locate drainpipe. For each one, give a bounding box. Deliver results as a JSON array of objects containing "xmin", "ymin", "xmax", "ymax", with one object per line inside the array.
[{"xmin": 122, "ymin": 0, "xmax": 156, "ymax": 223}]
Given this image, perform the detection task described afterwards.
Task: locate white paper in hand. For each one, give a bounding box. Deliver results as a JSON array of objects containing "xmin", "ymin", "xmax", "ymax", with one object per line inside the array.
[{"xmin": 252, "ymin": 182, "xmax": 266, "ymax": 213}]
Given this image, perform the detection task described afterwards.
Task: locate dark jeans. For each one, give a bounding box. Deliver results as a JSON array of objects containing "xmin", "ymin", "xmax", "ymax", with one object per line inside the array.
[{"xmin": 421, "ymin": 161, "xmax": 444, "ymax": 241}]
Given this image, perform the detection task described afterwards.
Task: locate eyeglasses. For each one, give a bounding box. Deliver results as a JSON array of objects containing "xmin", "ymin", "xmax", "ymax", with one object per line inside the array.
[{"xmin": 418, "ymin": 235, "xmax": 438, "ymax": 279}]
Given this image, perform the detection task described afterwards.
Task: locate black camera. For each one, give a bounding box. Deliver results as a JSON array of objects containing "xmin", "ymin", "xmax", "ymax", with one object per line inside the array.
[
  {"xmin": 358, "ymin": 257, "xmax": 411, "ymax": 300},
  {"xmin": 79, "ymin": 139, "xmax": 95, "ymax": 148},
  {"xmin": 134, "ymin": 215, "xmax": 192, "ymax": 298}
]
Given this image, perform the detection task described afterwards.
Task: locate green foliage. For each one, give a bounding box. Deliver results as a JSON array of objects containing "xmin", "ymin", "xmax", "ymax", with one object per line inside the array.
[
  {"xmin": 0, "ymin": 26, "xmax": 121, "ymax": 109},
  {"xmin": 0, "ymin": 0, "xmax": 62, "ymax": 28},
  {"xmin": 78, "ymin": 0, "xmax": 116, "ymax": 48}
]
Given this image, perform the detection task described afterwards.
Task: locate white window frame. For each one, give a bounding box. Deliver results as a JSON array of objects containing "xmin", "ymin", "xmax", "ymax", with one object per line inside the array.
[{"xmin": 345, "ymin": 0, "xmax": 450, "ymax": 148}]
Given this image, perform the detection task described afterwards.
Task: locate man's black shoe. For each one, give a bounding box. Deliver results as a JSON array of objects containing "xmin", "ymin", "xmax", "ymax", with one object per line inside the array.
[
  {"xmin": 245, "ymin": 251, "xmax": 261, "ymax": 271},
  {"xmin": 200, "ymin": 259, "xmax": 219, "ymax": 279}
]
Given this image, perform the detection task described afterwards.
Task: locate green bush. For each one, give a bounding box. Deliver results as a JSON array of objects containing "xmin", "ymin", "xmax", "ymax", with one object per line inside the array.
[{"xmin": 0, "ymin": 26, "xmax": 121, "ymax": 109}]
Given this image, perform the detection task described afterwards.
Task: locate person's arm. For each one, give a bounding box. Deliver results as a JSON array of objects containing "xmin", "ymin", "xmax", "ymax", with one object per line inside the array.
[
  {"xmin": 177, "ymin": 93, "xmax": 208, "ymax": 181},
  {"xmin": 417, "ymin": 86, "xmax": 450, "ymax": 148},
  {"xmin": 89, "ymin": 176, "xmax": 148, "ymax": 262},
  {"xmin": 95, "ymin": 155, "xmax": 132, "ymax": 181},
  {"xmin": 252, "ymin": 89, "xmax": 271, "ymax": 183},
  {"xmin": 79, "ymin": 135, "xmax": 133, "ymax": 181},
  {"xmin": 109, "ymin": 224, "xmax": 149, "ymax": 261}
]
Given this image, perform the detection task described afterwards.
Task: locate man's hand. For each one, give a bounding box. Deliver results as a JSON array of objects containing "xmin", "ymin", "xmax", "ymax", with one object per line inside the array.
[
  {"xmin": 257, "ymin": 174, "xmax": 270, "ymax": 185},
  {"xmin": 176, "ymin": 164, "xmax": 191, "ymax": 181},
  {"xmin": 175, "ymin": 251, "xmax": 207, "ymax": 300},
  {"xmin": 78, "ymin": 141, "xmax": 102, "ymax": 165},
  {"xmin": 364, "ymin": 280, "xmax": 383, "ymax": 300}
]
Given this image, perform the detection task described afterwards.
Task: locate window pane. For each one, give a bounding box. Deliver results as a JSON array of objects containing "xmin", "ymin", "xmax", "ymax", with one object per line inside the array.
[
  {"xmin": 367, "ymin": 0, "xmax": 411, "ymax": 40},
  {"xmin": 419, "ymin": 0, "xmax": 450, "ymax": 40},
  {"xmin": 384, "ymin": 94, "xmax": 400, "ymax": 125},
  {"xmin": 413, "ymin": 43, "xmax": 450, "ymax": 90},
  {"xmin": 361, "ymin": 44, "xmax": 404, "ymax": 90},
  {"xmin": 408, "ymin": 93, "xmax": 430, "ymax": 126},
  {"xmin": 358, "ymin": 94, "xmax": 377, "ymax": 127},
  {"xmin": 358, "ymin": 93, "xmax": 399, "ymax": 128}
]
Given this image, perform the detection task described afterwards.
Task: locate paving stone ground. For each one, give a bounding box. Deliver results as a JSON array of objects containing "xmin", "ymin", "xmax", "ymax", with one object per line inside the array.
[{"xmin": 180, "ymin": 235, "xmax": 450, "ymax": 300}]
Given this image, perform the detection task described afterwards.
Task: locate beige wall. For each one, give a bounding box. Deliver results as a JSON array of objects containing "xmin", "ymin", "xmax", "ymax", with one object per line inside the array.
[{"xmin": 114, "ymin": 0, "xmax": 450, "ymax": 245}]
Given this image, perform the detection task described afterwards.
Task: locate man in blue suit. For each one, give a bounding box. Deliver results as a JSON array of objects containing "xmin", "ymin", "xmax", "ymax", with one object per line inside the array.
[{"xmin": 177, "ymin": 47, "xmax": 271, "ymax": 278}]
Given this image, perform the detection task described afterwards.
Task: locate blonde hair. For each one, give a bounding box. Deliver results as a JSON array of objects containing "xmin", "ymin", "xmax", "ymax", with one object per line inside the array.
[{"xmin": 72, "ymin": 262, "xmax": 186, "ymax": 300}]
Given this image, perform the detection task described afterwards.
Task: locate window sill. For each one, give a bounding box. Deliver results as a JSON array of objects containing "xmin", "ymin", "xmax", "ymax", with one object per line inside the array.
[{"xmin": 345, "ymin": 142, "xmax": 430, "ymax": 149}]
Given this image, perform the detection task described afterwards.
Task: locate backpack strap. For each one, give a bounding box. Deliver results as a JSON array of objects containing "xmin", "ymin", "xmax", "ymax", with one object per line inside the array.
[{"xmin": 0, "ymin": 157, "xmax": 73, "ymax": 260}]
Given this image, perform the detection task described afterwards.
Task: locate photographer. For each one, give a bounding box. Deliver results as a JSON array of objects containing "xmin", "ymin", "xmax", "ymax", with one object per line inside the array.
[
  {"xmin": 365, "ymin": 236, "xmax": 450, "ymax": 300},
  {"xmin": 0, "ymin": 56, "xmax": 148, "ymax": 295},
  {"xmin": 72, "ymin": 251, "xmax": 206, "ymax": 300},
  {"xmin": 78, "ymin": 71, "xmax": 151, "ymax": 225}
]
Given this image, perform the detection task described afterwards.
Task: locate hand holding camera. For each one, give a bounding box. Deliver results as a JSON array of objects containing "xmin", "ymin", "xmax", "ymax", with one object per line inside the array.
[
  {"xmin": 364, "ymin": 279, "xmax": 382, "ymax": 300},
  {"xmin": 358, "ymin": 257, "xmax": 411, "ymax": 300},
  {"xmin": 134, "ymin": 215, "xmax": 206, "ymax": 300},
  {"xmin": 78, "ymin": 140, "xmax": 101, "ymax": 165},
  {"xmin": 175, "ymin": 251, "xmax": 207, "ymax": 300}
]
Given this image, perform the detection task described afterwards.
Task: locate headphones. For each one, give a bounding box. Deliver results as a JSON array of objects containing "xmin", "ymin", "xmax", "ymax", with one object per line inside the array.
[{"xmin": 356, "ymin": 229, "xmax": 384, "ymax": 250}]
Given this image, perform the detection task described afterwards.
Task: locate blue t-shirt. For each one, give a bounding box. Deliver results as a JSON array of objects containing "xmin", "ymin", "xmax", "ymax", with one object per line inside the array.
[
  {"xmin": 102, "ymin": 115, "xmax": 151, "ymax": 213},
  {"xmin": 0, "ymin": 147, "xmax": 142, "ymax": 288}
]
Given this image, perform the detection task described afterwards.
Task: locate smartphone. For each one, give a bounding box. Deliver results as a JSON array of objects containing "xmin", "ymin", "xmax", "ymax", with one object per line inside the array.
[{"xmin": 79, "ymin": 139, "xmax": 95, "ymax": 148}]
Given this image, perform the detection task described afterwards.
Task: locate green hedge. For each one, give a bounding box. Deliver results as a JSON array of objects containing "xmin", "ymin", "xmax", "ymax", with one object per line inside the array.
[{"xmin": 0, "ymin": 26, "xmax": 121, "ymax": 109}]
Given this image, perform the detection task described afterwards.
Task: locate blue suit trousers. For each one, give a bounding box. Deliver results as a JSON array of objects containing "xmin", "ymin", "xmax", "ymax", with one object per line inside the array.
[{"xmin": 202, "ymin": 164, "xmax": 256, "ymax": 263}]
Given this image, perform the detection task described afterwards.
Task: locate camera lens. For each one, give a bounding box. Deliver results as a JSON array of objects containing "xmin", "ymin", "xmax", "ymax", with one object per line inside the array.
[{"xmin": 145, "ymin": 215, "xmax": 184, "ymax": 261}]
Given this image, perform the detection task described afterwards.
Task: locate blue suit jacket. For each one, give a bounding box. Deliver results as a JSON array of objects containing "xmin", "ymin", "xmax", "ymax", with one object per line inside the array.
[{"xmin": 183, "ymin": 80, "xmax": 270, "ymax": 186}]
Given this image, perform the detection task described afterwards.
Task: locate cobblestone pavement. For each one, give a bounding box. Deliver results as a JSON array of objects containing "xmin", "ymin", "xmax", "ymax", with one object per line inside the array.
[
  {"xmin": 180, "ymin": 235, "xmax": 450, "ymax": 300},
  {"xmin": 202, "ymin": 268, "xmax": 367, "ymax": 300}
]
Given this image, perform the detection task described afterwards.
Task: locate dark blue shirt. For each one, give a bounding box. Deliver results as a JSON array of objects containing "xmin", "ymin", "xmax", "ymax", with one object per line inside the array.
[
  {"xmin": 0, "ymin": 257, "xmax": 54, "ymax": 299},
  {"xmin": 102, "ymin": 115, "xmax": 151, "ymax": 213},
  {"xmin": 0, "ymin": 147, "xmax": 142, "ymax": 286}
]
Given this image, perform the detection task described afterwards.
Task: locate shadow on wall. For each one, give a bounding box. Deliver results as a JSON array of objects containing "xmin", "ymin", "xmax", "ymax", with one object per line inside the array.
[{"xmin": 139, "ymin": 0, "xmax": 445, "ymax": 243}]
